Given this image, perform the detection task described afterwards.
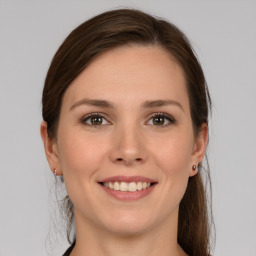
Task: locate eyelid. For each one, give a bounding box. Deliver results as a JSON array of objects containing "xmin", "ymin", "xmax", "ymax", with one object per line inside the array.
[
  {"xmin": 79, "ymin": 111, "xmax": 176, "ymax": 127},
  {"xmin": 146, "ymin": 112, "xmax": 176, "ymax": 126},
  {"xmin": 80, "ymin": 112, "xmax": 111, "ymax": 126}
]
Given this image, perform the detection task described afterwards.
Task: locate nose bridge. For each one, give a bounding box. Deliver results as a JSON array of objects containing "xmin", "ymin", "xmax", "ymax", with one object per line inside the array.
[{"xmin": 110, "ymin": 118, "xmax": 147, "ymax": 165}]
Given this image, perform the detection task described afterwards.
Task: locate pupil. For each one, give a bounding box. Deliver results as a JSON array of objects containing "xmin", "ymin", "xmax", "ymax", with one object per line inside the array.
[
  {"xmin": 153, "ymin": 116, "xmax": 164, "ymax": 125},
  {"xmin": 91, "ymin": 116, "xmax": 102, "ymax": 125}
]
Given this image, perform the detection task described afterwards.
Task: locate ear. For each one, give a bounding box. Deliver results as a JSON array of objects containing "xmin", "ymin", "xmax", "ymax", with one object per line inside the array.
[
  {"xmin": 189, "ymin": 123, "xmax": 208, "ymax": 177},
  {"xmin": 40, "ymin": 121, "xmax": 62, "ymax": 175}
]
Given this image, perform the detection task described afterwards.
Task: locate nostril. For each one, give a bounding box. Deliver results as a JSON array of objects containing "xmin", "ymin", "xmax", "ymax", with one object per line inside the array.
[{"xmin": 113, "ymin": 156, "xmax": 144, "ymax": 165}]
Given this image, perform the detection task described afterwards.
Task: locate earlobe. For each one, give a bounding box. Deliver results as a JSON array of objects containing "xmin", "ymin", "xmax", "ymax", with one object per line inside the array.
[{"xmin": 40, "ymin": 121, "xmax": 62, "ymax": 175}]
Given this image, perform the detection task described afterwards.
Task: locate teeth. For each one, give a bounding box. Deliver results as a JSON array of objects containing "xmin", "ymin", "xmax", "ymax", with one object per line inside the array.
[
  {"xmin": 137, "ymin": 182, "xmax": 142, "ymax": 191},
  {"xmin": 120, "ymin": 182, "xmax": 128, "ymax": 192},
  {"xmin": 103, "ymin": 181, "xmax": 152, "ymax": 192},
  {"xmin": 128, "ymin": 182, "xmax": 137, "ymax": 192},
  {"xmin": 109, "ymin": 182, "xmax": 114, "ymax": 189},
  {"xmin": 114, "ymin": 181, "xmax": 119, "ymax": 190}
]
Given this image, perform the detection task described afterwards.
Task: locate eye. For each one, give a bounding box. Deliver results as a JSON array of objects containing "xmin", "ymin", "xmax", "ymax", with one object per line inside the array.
[
  {"xmin": 147, "ymin": 113, "xmax": 175, "ymax": 126},
  {"xmin": 81, "ymin": 113, "xmax": 110, "ymax": 126}
]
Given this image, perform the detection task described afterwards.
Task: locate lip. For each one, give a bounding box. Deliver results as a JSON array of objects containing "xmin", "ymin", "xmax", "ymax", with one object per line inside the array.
[
  {"xmin": 98, "ymin": 176, "xmax": 158, "ymax": 201},
  {"xmin": 99, "ymin": 175, "xmax": 157, "ymax": 183}
]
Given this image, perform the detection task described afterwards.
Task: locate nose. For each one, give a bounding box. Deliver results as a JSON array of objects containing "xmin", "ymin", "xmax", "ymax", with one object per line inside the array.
[{"xmin": 109, "ymin": 123, "xmax": 147, "ymax": 166}]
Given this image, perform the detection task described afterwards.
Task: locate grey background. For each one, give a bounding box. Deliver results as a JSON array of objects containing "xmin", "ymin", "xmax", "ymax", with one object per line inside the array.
[{"xmin": 0, "ymin": 1, "xmax": 256, "ymax": 255}]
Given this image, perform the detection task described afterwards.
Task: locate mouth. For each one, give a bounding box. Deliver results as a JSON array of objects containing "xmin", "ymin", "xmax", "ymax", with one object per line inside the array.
[
  {"xmin": 98, "ymin": 176, "xmax": 157, "ymax": 200},
  {"xmin": 99, "ymin": 181, "xmax": 156, "ymax": 192}
]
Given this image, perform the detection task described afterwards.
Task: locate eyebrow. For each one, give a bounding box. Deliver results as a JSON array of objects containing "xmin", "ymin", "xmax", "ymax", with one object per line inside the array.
[
  {"xmin": 70, "ymin": 98, "xmax": 115, "ymax": 110},
  {"xmin": 142, "ymin": 99, "xmax": 184, "ymax": 112},
  {"xmin": 70, "ymin": 98, "xmax": 184, "ymax": 112}
]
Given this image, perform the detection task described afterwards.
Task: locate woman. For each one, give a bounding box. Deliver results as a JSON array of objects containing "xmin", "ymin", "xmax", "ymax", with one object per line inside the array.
[{"xmin": 40, "ymin": 8, "xmax": 213, "ymax": 256}]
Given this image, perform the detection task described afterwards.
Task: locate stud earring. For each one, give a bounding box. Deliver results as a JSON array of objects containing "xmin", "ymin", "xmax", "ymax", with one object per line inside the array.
[{"xmin": 192, "ymin": 165, "xmax": 197, "ymax": 171}]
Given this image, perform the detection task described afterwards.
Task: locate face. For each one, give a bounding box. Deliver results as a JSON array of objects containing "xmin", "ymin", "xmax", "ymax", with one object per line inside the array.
[{"xmin": 42, "ymin": 45, "xmax": 207, "ymax": 236}]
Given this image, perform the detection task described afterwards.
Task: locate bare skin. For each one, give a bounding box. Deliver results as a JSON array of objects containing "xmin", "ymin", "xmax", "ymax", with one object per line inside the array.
[{"xmin": 41, "ymin": 45, "xmax": 208, "ymax": 256}]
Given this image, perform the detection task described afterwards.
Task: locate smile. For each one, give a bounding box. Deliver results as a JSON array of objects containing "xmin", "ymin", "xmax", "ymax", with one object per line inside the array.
[
  {"xmin": 98, "ymin": 176, "xmax": 157, "ymax": 200},
  {"xmin": 102, "ymin": 181, "xmax": 151, "ymax": 192}
]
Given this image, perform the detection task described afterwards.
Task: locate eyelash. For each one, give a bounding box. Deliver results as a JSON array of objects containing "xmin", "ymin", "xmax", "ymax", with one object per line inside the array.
[
  {"xmin": 80, "ymin": 112, "xmax": 176, "ymax": 128},
  {"xmin": 147, "ymin": 112, "xmax": 176, "ymax": 127},
  {"xmin": 80, "ymin": 112, "xmax": 110, "ymax": 128}
]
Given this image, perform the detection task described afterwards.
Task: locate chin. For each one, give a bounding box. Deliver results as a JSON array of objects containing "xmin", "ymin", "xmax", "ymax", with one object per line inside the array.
[{"xmin": 99, "ymin": 211, "xmax": 156, "ymax": 236}]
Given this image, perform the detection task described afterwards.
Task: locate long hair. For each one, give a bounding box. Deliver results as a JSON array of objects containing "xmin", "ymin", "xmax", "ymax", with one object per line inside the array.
[{"xmin": 42, "ymin": 8, "xmax": 214, "ymax": 256}]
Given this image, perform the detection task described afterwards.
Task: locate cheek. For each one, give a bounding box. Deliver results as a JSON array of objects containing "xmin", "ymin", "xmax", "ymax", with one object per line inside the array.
[
  {"xmin": 56, "ymin": 129, "xmax": 109, "ymax": 210},
  {"xmin": 153, "ymin": 133, "xmax": 194, "ymax": 198},
  {"xmin": 57, "ymin": 129, "xmax": 108, "ymax": 178},
  {"xmin": 154, "ymin": 133, "xmax": 194, "ymax": 175}
]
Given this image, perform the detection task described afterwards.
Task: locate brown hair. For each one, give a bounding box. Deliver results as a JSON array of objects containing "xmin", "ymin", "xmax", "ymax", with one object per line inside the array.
[{"xmin": 42, "ymin": 8, "xmax": 214, "ymax": 256}]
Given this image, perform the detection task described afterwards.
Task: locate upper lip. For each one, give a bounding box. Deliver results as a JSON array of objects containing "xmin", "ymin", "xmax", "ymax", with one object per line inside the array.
[{"xmin": 99, "ymin": 175, "xmax": 157, "ymax": 183}]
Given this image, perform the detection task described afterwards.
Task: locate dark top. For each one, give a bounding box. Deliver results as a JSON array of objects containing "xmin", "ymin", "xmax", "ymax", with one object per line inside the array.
[{"xmin": 62, "ymin": 241, "xmax": 76, "ymax": 256}]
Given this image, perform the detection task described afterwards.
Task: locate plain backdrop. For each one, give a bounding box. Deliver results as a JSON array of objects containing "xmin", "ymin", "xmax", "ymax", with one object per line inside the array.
[{"xmin": 0, "ymin": 1, "xmax": 256, "ymax": 255}]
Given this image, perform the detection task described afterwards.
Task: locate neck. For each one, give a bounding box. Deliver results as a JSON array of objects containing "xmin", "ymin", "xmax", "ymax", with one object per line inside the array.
[{"xmin": 71, "ymin": 209, "xmax": 187, "ymax": 256}]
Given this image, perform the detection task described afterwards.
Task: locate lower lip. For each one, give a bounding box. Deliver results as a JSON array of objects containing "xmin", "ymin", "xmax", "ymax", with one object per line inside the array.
[{"xmin": 100, "ymin": 184, "xmax": 156, "ymax": 201}]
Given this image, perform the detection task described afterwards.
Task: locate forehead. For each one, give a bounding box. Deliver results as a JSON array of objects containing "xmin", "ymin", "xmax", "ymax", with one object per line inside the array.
[{"xmin": 62, "ymin": 45, "xmax": 189, "ymax": 111}]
